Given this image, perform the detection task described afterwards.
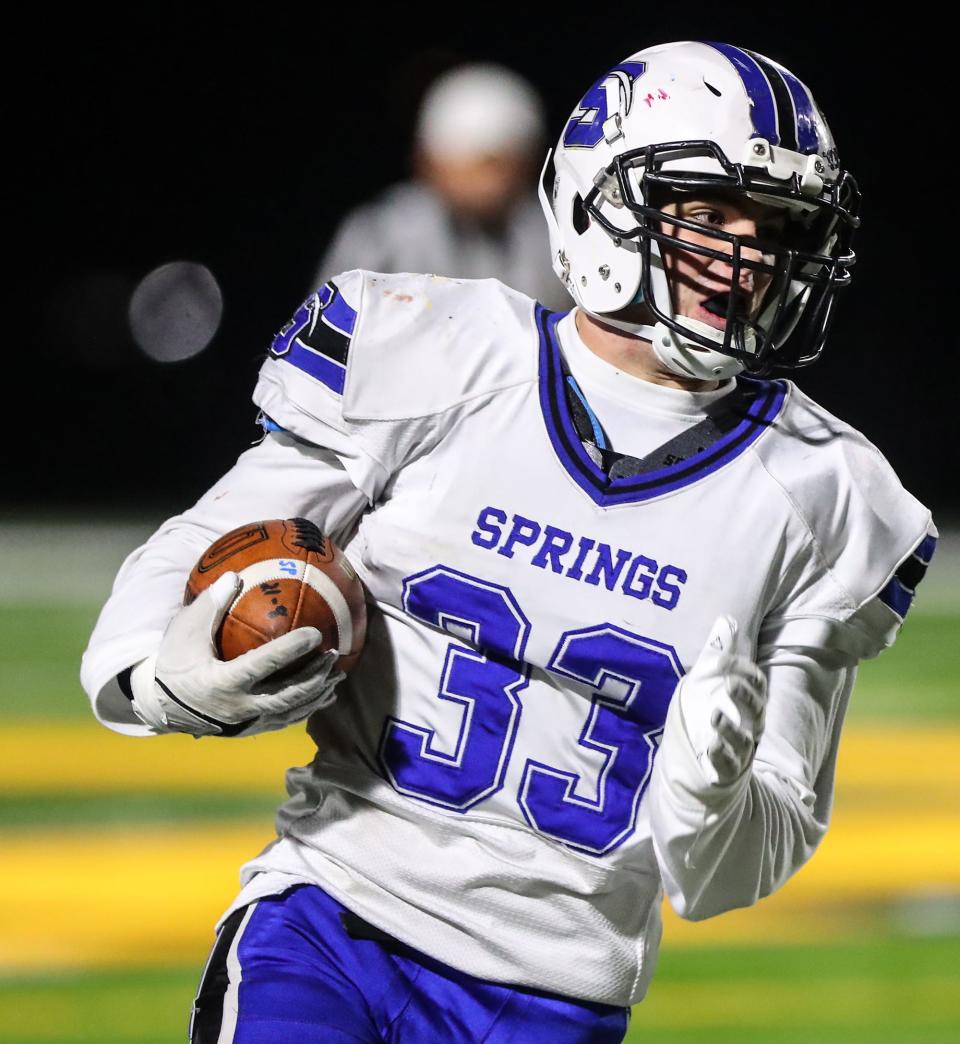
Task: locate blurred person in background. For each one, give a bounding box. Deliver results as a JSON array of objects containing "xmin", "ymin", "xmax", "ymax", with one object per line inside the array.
[{"xmin": 313, "ymin": 63, "xmax": 571, "ymax": 310}]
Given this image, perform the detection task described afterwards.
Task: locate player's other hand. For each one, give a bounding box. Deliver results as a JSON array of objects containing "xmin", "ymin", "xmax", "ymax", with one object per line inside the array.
[
  {"xmin": 129, "ymin": 572, "xmax": 346, "ymax": 737},
  {"xmin": 678, "ymin": 615, "xmax": 768, "ymax": 787}
]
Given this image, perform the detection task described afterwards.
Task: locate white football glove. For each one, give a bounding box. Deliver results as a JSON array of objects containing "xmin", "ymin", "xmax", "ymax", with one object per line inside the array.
[
  {"xmin": 129, "ymin": 572, "xmax": 345, "ymax": 737},
  {"xmin": 678, "ymin": 615, "xmax": 768, "ymax": 787}
]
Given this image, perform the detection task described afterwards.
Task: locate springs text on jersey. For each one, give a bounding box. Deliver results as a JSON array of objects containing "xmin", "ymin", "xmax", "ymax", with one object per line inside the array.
[{"xmin": 471, "ymin": 505, "xmax": 687, "ymax": 610}]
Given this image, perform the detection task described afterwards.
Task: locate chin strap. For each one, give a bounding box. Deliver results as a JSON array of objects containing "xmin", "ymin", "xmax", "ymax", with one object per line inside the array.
[
  {"xmin": 651, "ymin": 320, "xmax": 749, "ymax": 381},
  {"xmin": 577, "ymin": 308, "xmax": 748, "ymax": 382}
]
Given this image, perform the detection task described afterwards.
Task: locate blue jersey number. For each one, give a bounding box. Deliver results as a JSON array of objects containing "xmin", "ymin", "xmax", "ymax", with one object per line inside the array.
[
  {"xmin": 379, "ymin": 567, "xmax": 681, "ymax": 854},
  {"xmin": 520, "ymin": 625, "xmax": 680, "ymax": 854},
  {"xmin": 380, "ymin": 567, "xmax": 530, "ymax": 810}
]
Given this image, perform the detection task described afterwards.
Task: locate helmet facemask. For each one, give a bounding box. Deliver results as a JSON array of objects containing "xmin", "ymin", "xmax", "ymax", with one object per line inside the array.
[{"xmin": 576, "ymin": 140, "xmax": 860, "ymax": 376}]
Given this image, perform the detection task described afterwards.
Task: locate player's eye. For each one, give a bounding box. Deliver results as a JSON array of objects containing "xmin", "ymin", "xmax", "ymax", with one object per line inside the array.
[{"xmin": 688, "ymin": 208, "xmax": 724, "ymax": 227}]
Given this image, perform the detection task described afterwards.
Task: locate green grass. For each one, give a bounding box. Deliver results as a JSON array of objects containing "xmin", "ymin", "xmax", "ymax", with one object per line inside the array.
[
  {"xmin": 0, "ymin": 967, "xmax": 196, "ymax": 1044},
  {"xmin": 1, "ymin": 606, "xmax": 100, "ymax": 719},
  {"xmin": 848, "ymin": 612, "xmax": 960, "ymax": 720},
  {"xmin": 630, "ymin": 935, "xmax": 960, "ymax": 1042},
  {"xmin": 1, "ymin": 936, "xmax": 956, "ymax": 1043},
  {"xmin": 0, "ymin": 792, "xmax": 278, "ymax": 830},
  {"xmin": 5, "ymin": 605, "xmax": 960, "ymax": 722}
]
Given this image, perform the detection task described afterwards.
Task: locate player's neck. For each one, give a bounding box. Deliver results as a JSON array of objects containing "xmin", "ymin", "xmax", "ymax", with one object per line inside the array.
[{"xmin": 574, "ymin": 309, "xmax": 721, "ymax": 393}]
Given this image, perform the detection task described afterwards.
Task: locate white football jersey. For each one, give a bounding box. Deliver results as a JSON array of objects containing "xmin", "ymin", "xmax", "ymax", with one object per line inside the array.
[{"xmin": 82, "ymin": 270, "xmax": 935, "ymax": 1007}]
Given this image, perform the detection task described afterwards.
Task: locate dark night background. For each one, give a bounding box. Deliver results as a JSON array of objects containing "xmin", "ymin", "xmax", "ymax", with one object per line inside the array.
[{"xmin": 14, "ymin": 8, "xmax": 955, "ymax": 521}]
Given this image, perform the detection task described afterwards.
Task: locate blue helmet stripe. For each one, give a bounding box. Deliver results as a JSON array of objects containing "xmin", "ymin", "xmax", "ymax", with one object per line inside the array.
[
  {"xmin": 706, "ymin": 42, "xmax": 779, "ymax": 145},
  {"xmin": 777, "ymin": 67, "xmax": 821, "ymax": 154},
  {"xmin": 746, "ymin": 51, "xmax": 799, "ymax": 152}
]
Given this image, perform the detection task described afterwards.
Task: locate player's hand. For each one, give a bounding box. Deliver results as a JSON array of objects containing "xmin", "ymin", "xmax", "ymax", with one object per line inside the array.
[
  {"xmin": 129, "ymin": 572, "xmax": 345, "ymax": 737},
  {"xmin": 678, "ymin": 615, "xmax": 768, "ymax": 787}
]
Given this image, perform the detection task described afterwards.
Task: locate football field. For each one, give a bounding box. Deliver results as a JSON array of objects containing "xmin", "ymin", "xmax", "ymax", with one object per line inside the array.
[{"xmin": 1, "ymin": 522, "xmax": 958, "ymax": 1042}]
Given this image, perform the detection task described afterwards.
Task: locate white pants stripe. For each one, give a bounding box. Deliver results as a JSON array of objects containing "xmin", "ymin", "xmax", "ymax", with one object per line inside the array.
[
  {"xmin": 189, "ymin": 902, "xmax": 258, "ymax": 1044},
  {"xmin": 217, "ymin": 903, "xmax": 257, "ymax": 1044}
]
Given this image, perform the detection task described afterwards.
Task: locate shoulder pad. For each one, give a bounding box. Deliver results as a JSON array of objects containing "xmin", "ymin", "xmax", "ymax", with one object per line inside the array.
[
  {"xmin": 253, "ymin": 271, "xmax": 542, "ymax": 493},
  {"xmin": 344, "ymin": 271, "xmax": 539, "ymax": 420},
  {"xmin": 756, "ymin": 383, "xmax": 933, "ymax": 610},
  {"xmin": 261, "ymin": 270, "xmax": 539, "ymax": 423}
]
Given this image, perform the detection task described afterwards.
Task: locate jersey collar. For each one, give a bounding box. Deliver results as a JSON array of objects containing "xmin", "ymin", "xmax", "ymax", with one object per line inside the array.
[{"xmin": 536, "ymin": 306, "xmax": 787, "ymax": 507}]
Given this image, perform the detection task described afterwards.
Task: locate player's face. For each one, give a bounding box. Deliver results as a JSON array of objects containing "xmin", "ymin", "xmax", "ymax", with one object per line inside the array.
[{"xmin": 657, "ymin": 192, "xmax": 788, "ymax": 333}]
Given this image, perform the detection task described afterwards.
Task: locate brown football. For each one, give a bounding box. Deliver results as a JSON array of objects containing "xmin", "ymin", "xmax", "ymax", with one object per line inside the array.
[{"xmin": 185, "ymin": 518, "xmax": 367, "ymax": 671}]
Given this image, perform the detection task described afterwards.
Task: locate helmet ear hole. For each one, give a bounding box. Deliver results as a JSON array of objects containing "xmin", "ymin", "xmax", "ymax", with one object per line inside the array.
[{"xmin": 572, "ymin": 194, "xmax": 590, "ymax": 235}]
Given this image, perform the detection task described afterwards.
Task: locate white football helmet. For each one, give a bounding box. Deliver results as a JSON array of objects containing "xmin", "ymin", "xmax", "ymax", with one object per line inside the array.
[{"xmin": 539, "ymin": 41, "xmax": 860, "ymax": 379}]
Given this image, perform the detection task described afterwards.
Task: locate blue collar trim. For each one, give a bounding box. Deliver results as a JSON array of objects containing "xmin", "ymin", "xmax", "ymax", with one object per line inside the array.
[{"xmin": 536, "ymin": 306, "xmax": 787, "ymax": 507}]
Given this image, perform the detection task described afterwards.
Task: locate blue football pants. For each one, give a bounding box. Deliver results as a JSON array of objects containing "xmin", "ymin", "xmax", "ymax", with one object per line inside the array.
[{"xmin": 189, "ymin": 884, "xmax": 630, "ymax": 1043}]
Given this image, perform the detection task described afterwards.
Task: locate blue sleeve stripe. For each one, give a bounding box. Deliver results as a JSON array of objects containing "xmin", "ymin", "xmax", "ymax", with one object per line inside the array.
[
  {"xmin": 319, "ymin": 282, "xmax": 357, "ymax": 337},
  {"xmin": 878, "ymin": 576, "xmax": 914, "ymax": 619},
  {"xmin": 878, "ymin": 530, "xmax": 938, "ymax": 619},
  {"xmin": 269, "ymin": 280, "xmax": 357, "ymax": 393},
  {"xmin": 915, "ymin": 533, "xmax": 938, "ymax": 566},
  {"xmin": 285, "ymin": 341, "xmax": 347, "ymax": 393}
]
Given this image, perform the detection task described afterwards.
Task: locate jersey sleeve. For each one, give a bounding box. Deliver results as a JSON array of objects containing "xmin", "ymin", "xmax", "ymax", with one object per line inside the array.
[
  {"xmin": 650, "ymin": 388, "xmax": 937, "ymax": 921},
  {"xmin": 754, "ymin": 387, "xmax": 937, "ymax": 662},
  {"xmin": 650, "ymin": 641, "xmax": 856, "ymax": 920},
  {"xmin": 252, "ymin": 269, "xmax": 538, "ymax": 501}
]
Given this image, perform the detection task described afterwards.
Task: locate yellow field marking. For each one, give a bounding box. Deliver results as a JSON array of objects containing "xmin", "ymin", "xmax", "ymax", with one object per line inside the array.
[
  {"xmin": 1, "ymin": 723, "xmax": 958, "ymax": 971},
  {"xmin": 834, "ymin": 725, "xmax": 960, "ymax": 788},
  {"xmin": 2, "ymin": 722, "xmax": 959, "ymax": 793},
  {"xmin": 0, "ymin": 722, "xmax": 315, "ymax": 792},
  {"xmin": 0, "ymin": 823, "xmax": 258, "ymax": 972},
  {"xmin": 1, "ymin": 795, "xmax": 959, "ymax": 972}
]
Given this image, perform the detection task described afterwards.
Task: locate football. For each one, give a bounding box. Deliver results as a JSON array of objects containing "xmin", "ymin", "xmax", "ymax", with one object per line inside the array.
[{"xmin": 185, "ymin": 518, "xmax": 367, "ymax": 671}]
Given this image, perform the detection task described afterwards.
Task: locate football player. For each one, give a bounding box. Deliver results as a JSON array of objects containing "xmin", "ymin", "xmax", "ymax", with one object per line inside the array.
[{"xmin": 82, "ymin": 41, "xmax": 936, "ymax": 1043}]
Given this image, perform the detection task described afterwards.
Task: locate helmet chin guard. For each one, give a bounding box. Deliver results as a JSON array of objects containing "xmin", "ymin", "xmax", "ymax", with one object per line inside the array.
[
  {"xmin": 650, "ymin": 319, "xmax": 751, "ymax": 380},
  {"xmin": 539, "ymin": 41, "xmax": 860, "ymax": 377}
]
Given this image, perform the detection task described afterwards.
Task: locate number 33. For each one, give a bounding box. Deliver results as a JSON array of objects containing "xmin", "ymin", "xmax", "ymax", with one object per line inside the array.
[{"xmin": 379, "ymin": 566, "xmax": 682, "ymax": 855}]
